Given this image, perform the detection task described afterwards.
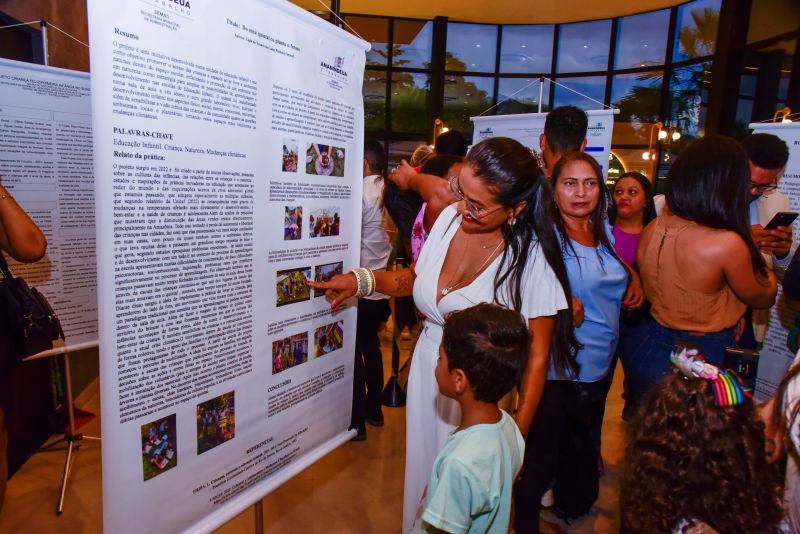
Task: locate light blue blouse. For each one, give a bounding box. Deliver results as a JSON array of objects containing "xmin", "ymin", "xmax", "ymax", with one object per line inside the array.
[{"xmin": 548, "ymin": 234, "xmax": 628, "ymax": 382}]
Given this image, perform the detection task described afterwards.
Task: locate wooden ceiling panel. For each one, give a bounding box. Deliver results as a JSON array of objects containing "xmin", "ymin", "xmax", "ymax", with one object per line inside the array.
[{"xmin": 291, "ymin": 0, "xmax": 685, "ymax": 24}]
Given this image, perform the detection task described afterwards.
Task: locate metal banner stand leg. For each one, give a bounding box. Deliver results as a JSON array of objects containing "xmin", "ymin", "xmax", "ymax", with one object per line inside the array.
[
  {"xmin": 27, "ymin": 340, "xmax": 101, "ymax": 515},
  {"xmin": 55, "ymin": 350, "xmax": 101, "ymax": 514}
]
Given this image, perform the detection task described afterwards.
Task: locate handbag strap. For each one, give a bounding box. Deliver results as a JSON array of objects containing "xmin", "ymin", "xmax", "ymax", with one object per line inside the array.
[{"xmin": 0, "ymin": 251, "xmax": 13, "ymax": 281}]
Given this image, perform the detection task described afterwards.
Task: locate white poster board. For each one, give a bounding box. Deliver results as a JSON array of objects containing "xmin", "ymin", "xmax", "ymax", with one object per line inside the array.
[
  {"xmin": 471, "ymin": 109, "xmax": 615, "ymax": 175},
  {"xmin": 0, "ymin": 58, "xmax": 98, "ymax": 344},
  {"xmin": 87, "ymin": 0, "xmax": 368, "ymax": 532},
  {"xmin": 752, "ymin": 121, "xmax": 800, "ymax": 401}
]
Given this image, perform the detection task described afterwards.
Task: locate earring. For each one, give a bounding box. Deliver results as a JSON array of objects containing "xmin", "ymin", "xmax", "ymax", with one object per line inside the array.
[{"xmin": 508, "ymin": 216, "xmax": 516, "ymax": 227}]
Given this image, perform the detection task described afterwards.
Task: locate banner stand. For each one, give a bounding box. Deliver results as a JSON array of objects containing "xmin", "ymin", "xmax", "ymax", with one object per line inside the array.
[
  {"xmin": 254, "ymin": 500, "xmax": 264, "ymax": 534},
  {"xmin": 24, "ymin": 340, "xmax": 101, "ymax": 514}
]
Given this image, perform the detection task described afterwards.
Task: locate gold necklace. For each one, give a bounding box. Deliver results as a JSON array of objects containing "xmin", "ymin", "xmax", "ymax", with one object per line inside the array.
[{"xmin": 441, "ymin": 239, "xmax": 504, "ymax": 296}]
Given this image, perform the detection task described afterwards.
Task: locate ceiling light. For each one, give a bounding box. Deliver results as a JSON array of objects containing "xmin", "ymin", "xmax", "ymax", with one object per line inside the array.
[
  {"xmin": 583, "ymin": 44, "xmax": 588, "ymax": 49},
  {"xmin": 658, "ymin": 130, "xmax": 667, "ymax": 140},
  {"xmin": 640, "ymin": 64, "xmax": 645, "ymax": 67},
  {"xmin": 643, "ymin": 44, "xmax": 648, "ymax": 48},
  {"xmin": 671, "ymin": 131, "xmax": 681, "ymax": 141},
  {"xmin": 475, "ymin": 44, "xmax": 481, "ymax": 48},
  {"xmin": 642, "ymin": 152, "xmax": 651, "ymax": 160},
  {"xmin": 521, "ymin": 44, "xmax": 527, "ymax": 48}
]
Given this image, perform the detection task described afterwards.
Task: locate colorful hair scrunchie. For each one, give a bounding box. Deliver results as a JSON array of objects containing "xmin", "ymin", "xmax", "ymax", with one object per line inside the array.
[{"xmin": 670, "ymin": 348, "xmax": 748, "ymax": 407}]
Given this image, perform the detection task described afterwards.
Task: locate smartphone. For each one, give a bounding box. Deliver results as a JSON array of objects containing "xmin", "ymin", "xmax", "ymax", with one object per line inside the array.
[{"xmin": 764, "ymin": 211, "xmax": 799, "ymax": 230}]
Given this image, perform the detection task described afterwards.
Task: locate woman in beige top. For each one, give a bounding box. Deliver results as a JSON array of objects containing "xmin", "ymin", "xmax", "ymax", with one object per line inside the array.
[{"xmin": 623, "ymin": 136, "xmax": 777, "ymax": 414}]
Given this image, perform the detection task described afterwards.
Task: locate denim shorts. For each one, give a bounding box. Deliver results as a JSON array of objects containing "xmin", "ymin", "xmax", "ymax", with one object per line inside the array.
[{"xmin": 618, "ymin": 315, "xmax": 736, "ymax": 419}]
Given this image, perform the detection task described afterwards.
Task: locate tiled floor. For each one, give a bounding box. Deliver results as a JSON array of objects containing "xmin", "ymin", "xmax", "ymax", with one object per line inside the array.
[{"xmin": 0, "ymin": 327, "xmax": 625, "ymax": 533}]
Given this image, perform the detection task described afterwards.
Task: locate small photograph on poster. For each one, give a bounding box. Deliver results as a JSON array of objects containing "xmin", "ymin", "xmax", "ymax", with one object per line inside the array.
[
  {"xmin": 313, "ymin": 261, "xmax": 343, "ymax": 298},
  {"xmin": 141, "ymin": 414, "xmax": 177, "ymax": 481},
  {"xmin": 314, "ymin": 320, "xmax": 344, "ymax": 358},
  {"xmin": 196, "ymin": 391, "xmax": 235, "ymax": 455},
  {"xmin": 309, "ymin": 207, "xmax": 340, "ymax": 238},
  {"xmin": 306, "ymin": 143, "xmax": 345, "ymax": 177},
  {"xmin": 283, "ymin": 139, "xmax": 299, "ymax": 172},
  {"xmin": 284, "ymin": 206, "xmax": 302, "ymax": 241},
  {"xmin": 276, "ymin": 267, "xmax": 312, "ymax": 307},
  {"xmin": 272, "ymin": 332, "xmax": 309, "ymax": 374}
]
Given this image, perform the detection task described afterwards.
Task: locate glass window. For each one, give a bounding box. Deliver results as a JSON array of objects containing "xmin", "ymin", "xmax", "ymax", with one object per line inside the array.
[
  {"xmin": 442, "ymin": 75, "xmax": 495, "ymax": 137},
  {"xmin": 345, "ymin": 16, "xmax": 389, "ymax": 66},
  {"xmin": 614, "ymin": 9, "xmax": 669, "ymax": 69},
  {"xmin": 611, "ymin": 72, "xmax": 663, "ymax": 145},
  {"xmin": 552, "ymin": 76, "xmax": 606, "ymax": 109},
  {"xmin": 390, "ymin": 72, "xmax": 430, "ymax": 134},
  {"xmin": 656, "ymin": 147, "xmax": 680, "ymax": 193},
  {"xmin": 389, "ymin": 140, "xmax": 429, "ymax": 167},
  {"xmin": 668, "ymin": 62, "xmax": 712, "ymax": 141},
  {"xmin": 672, "ymin": 0, "xmax": 721, "ymax": 62},
  {"xmin": 733, "ymin": 99, "xmax": 754, "ymax": 139},
  {"xmin": 499, "ymin": 25, "xmax": 554, "ymax": 73},
  {"xmin": 779, "ymin": 75, "xmax": 790, "ymax": 101},
  {"xmin": 607, "ymin": 148, "xmax": 658, "ymax": 186},
  {"xmin": 556, "ymin": 19, "xmax": 612, "ymax": 73},
  {"xmin": 363, "ymin": 70, "xmax": 387, "ymax": 131},
  {"xmin": 739, "ymin": 71, "xmax": 757, "ymax": 97},
  {"xmin": 446, "ymin": 23, "xmax": 498, "ymax": 73},
  {"xmin": 393, "ymin": 20, "xmax": 433, "ymax": 69},
  {"xmin": 497, "ymin": 77, "xmax": 550, "ymax": 115}
]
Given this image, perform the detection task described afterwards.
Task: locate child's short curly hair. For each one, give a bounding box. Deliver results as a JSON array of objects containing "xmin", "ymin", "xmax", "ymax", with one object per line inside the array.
[
  {"xmin": 442, "ymin": 303, "xmax": 529, "ymax": 404},
  {"xmin": 620, "ymin": 373, "xmax": 783, "ymax": 533}
]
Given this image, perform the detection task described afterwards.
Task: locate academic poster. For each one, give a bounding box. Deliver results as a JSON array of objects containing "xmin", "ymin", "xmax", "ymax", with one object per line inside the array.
[
  {"xmin": 471, "ymin": 109, "xmax": 615, "ymax": 176},
  {"xmin": 752, "ymin": 121, "xmax": 800, "ymax": 401},
  {"xmin": 0, "ymin": 58, "xmax": 98, "ymax": 344},
  {"xmin": 87, "ymin": 1, "xmax": 368, "ymax": 532}
]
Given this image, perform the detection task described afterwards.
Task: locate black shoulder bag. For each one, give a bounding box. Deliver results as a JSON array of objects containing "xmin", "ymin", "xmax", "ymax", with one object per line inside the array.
[{"xmin": 0, "ymin": 252, "xmax": 64, "ymax": 359}]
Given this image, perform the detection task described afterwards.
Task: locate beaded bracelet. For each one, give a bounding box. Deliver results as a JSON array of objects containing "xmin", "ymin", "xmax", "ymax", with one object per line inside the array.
[
  {"xmin": 349, "ymin": 267, "xmax": 375, "ymax": 298},
  {"xmin": 365, "ymin": 268, "xmax": 376, "ymax": 296}
]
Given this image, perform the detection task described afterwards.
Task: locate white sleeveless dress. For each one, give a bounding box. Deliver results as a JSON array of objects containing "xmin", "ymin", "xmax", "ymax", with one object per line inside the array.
[{"xmin": 402, "ymin": 204, "xmax": 568, "ymax": 533}]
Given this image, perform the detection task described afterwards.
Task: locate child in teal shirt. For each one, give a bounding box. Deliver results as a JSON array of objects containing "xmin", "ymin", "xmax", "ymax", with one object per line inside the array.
[{"xmin": 413, "ymin": 303, "xmax": 528, "ymax": 534}]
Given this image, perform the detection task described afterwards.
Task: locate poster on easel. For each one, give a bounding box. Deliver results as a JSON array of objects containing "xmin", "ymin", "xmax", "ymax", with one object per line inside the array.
[
  {"xmin": 751, "ymin": 121, "xmax": 800, "ymax": 401},
  {"xmin": 471, "ymin": 109, "xmax": 615, "ymax": 175},
  {"xmin": 87, "ymin": 0, "xmax": 368, "ymax": 532},
  {"xmin": 0, "ymin": 58, "xmax": 98, "ymax": 344}
]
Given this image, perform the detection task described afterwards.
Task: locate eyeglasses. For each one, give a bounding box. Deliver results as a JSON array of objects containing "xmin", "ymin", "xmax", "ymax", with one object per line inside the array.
[
  {"xmin": 448, "ymin": 175, "xmax": 504, "ymax": 220},
  {"xmin": 749, "ymin": 181, "xmax": 778, "ymax": 194}
]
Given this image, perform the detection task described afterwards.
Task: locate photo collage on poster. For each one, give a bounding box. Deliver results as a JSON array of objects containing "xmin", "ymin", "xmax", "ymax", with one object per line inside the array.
[
  {"xmin": 282, "ymin": 137, "xmax": 343, "ymax": 243},
  {"xmin": 270, "ymin": 319, "xmax": 345, "ymax": 374},
  {"xmin": 273, "ymin": 137, "xmax": 349, "ymax": 376},
  {"xmin": 140, "ymin": 390, "xmax": 237, "ymax": 481},
  {"xmin": 282, "ymin": 138, "xmax": 346, "ymax": 178}
]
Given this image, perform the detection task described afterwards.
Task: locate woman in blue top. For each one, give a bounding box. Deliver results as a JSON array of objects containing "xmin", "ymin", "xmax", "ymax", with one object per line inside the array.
[{"xmin": 514, "ymin": 151, "xmax": 641, "ymax": 533}]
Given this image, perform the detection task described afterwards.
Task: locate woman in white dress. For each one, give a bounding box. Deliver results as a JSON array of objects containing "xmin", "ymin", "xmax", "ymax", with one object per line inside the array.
[{"xmin": 312, "ymin": 137, "xmax": 578, "ymax": 532}]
